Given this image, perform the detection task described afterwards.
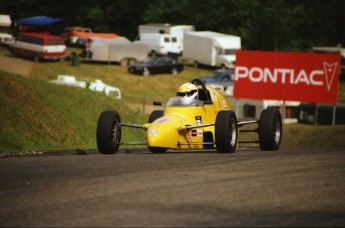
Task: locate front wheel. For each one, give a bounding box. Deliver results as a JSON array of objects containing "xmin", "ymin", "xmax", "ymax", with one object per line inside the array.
[
  {"xmin": 171, "ymin": 68, "xmax": 178, "ymax": 75},
  {"xmin": 143, "ymin": 68, "xmax": 150, "ymax": 76},
  {"xmin": 9, "ymin": 48, "xmax": 16, "ymax": 57},
  {"xmin": 96, "ymin": 110, "xmax": 122, "ymax": 154},
  {"xmin": 258, "ymin": 109, "xmax": 282, "ymax": 151},
  {"xmin": 215, "ymin": 110, "xmax": 238, "ymax": 153}
]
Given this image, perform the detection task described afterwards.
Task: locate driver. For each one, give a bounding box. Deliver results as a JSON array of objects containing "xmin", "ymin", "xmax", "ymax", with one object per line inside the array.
[{"xmin": 177, "ymin": 83, "xmax": 199, "ymax": 105}]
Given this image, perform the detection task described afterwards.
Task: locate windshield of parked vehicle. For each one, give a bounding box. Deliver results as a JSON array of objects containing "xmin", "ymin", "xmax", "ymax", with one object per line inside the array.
[
  {"xmin": 224, "ymin": 49, "xmax": 236, "ymax": 55},
  {"xmin": 142, "ymin": 56, "xmax": 158, "ymax": 64},
  {"xmin": 206, "ymin": 70, "xmax": 233, "ymax": 81},
  {"xmin": 206, "ymin": 71, "xmax": 224, "ymax": 80},
  {"xmin": 166, "ymin": 96, "xmax": 204, "ymax": 107}
]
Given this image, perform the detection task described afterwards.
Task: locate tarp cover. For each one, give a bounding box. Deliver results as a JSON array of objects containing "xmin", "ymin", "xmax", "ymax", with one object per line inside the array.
[{"xmin": 13, "ymin": 16, "xmax": 61, "ymax": 26}]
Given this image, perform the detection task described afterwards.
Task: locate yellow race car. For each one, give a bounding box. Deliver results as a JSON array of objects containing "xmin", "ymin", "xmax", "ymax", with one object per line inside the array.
[{"xmin": 96, "ymin": 79, "xmax": 282, "ymax": 154}]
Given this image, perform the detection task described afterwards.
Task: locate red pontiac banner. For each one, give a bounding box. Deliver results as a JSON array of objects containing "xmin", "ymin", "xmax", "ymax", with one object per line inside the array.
[{"xmin": 233, "ymin": 50, "xmax": 340, "ymax": 104}]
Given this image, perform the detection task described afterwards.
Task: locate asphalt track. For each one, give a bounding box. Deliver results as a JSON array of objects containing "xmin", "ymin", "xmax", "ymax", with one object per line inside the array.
[{"xmin": 1, "ymin": 147, "xmax": 345, "ymax": 227}]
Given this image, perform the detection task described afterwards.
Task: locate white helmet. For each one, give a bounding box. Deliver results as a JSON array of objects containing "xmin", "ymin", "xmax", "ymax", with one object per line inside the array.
[{"xmin": 177, "ymin": 83, "xmax": 199, "ymax": 105}]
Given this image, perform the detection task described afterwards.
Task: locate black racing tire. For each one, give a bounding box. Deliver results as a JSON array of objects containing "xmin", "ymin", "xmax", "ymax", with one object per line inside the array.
[
  {"xmin": 215, "ymin": 110, "xmax": 238, "ymax": 153},
  {"xmin": 96, "ymin": 110, "xmax": 122, "ymax": 154},
  {"xmin": 258, "ymin": 108, "xmax": 283, "ymax": 151},
  {"xmin": 148, "ymin": 110, "xmax": 164, "ymax": 123}
]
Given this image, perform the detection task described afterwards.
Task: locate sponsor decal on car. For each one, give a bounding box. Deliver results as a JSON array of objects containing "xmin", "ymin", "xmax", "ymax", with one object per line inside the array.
[
  {"xmin": 149, "ymin": 129, "xmax": 158, "ymax": 136},
  {"xmin": 222, "ymin": 98, "xmax": 228, "ymax": 109},
  {"xmin": 195, "ymin": 116, "xmax": 202, "ymax": 125},
  {"xmin": 192, "ymin": 130, "xmax": 203, "ymax": 137}
]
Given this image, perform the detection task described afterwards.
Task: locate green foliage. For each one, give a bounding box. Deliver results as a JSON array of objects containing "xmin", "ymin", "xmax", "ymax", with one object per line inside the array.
[{"xmin": 1, "ymin": 0, "xmax": 344, "ymax": 49}]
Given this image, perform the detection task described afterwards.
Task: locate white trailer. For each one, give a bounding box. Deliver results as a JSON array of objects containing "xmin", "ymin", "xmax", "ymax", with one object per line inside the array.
[
  {"xmin": 135, "ymin": 33, "xmax": 182, "ymax": 55},
  {"xmin": 138, "ymin": 23, "xmax": 194, "ymax": 50},
  {"xmin": 183, "ymin": 31, "xmax": 241, "ymax": 69},
  {"xmin": 83, "ymin": 37, "xmax": 148, "ymax": 65},
  {"xmin": 0, "ymin": 14, "xmax": 13, "ymax": 45}
]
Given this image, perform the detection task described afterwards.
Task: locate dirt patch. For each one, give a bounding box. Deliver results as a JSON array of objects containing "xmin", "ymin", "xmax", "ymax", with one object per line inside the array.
[{"xmin": 0, "ymin": 54, "xmax": 32, "ymax": 77}]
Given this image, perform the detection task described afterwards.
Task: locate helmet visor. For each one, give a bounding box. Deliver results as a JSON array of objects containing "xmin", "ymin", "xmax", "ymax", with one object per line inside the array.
[{"xmin": 177, "ymin": 90, "xmax": 197, "ymax": 97}]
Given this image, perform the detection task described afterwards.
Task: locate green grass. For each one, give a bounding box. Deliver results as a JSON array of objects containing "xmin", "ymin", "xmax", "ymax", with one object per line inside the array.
[
  {"xmin": 0, "ymin": 71, "xmax": 146, "ymax": 152},
  {"xmin": 29, "ymin": 57, "xmax": 208, "ymax": 106},
  {"xmin": 281, "ymin": 124, "xmax": 345, "ymax": 149}
]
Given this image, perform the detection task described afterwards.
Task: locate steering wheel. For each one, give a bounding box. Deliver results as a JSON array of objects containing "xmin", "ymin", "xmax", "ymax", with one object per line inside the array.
[{"xmin": 191, "ymin": 79, "xmax": 212, "ymax": 103}]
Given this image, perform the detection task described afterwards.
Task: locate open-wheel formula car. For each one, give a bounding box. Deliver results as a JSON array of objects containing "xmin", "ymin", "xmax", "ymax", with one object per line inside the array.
[{"xmin": 96, "ymin": 79, "xmax": 282, "ymax": 154}]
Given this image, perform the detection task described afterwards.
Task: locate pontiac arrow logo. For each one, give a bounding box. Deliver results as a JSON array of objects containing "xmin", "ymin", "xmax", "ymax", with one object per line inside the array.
[{"xmin": 323, "ymin": 62, "xmax": 338, "ymax": 91}]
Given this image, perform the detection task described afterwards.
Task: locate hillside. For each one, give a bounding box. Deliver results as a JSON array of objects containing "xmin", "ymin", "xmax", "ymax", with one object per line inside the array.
[{"xmin": 0, "ymin": 71, "xmax": 146, "ymax": 152}]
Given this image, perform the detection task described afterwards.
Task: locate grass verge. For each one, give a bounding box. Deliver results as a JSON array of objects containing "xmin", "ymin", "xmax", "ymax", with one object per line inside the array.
[{"xmin": 0, "ymin": 71, "xmax": 146, "ymax": 152}]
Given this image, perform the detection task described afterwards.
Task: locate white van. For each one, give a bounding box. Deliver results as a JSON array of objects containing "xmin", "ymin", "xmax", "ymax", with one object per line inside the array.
[{"xmin": 136, "ymin": 33, "xmax": 182, "ymax": 55}]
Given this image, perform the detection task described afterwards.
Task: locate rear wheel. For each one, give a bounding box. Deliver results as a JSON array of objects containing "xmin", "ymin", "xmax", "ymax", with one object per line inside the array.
[
  {"xmin": 215, "ymin": 110, "xmax": 238, "ymax": 153},
  {"xmin": 193, "ymin": 61, "xmax": 199, "ymax": 68},
  {"xmin": 96, "ymin": 110, "xmax": 122, "ymax": 154},
  {"xmin": 120, "ymin": 58, "xmax": 128, "ymax": 66},
  {"xmin": 33, "ymin": 54, "xmax": 40, "ymax": 62},
  {"xmin": 258, "ymin": 109, "xmax": 282, "ymax": 150},
  {"xmin": 128, "ymin": 58, "xmax": 137, "ymax": 65},
  {"xmin": 9, "ymin": 48, "xmax": 16, "ymax": 57},
  {"xmin": 149, "ymin": 50, "xmax": 157, "ymax": 56}
]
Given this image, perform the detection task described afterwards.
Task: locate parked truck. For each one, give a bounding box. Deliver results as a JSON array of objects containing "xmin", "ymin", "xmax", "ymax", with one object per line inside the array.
[
  {"xmin": 0, "ymin": 14, "xmax": 13, "ymax": 45},
  {"xmin": 62, "ymin": 26, "xmax": 118, "ymax": 47},
  {"xmin": 81, "ymin": 37, "xmax": 148, "ymax": 66},
  {"xmin": 183, "ymin": 31, "xmax": 241, "ymax": 69}
]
